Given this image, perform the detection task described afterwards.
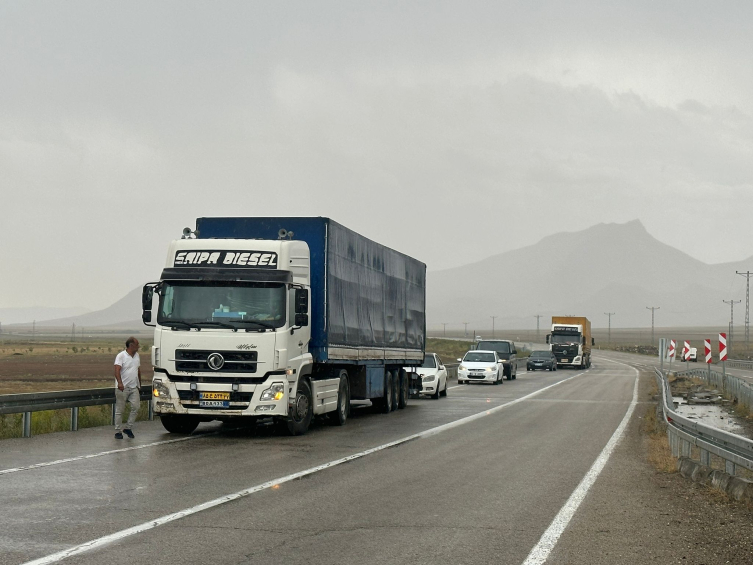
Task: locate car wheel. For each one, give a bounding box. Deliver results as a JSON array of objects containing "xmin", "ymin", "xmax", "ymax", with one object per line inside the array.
[
  {"xmin": 431, "ymin": 381, "xmax": 440, "ymax": 399},
  {"xmin": 439, "ymin": 377, "xmax": 447, "ymax": 397},
  {"xmin": 512, "ymin": 366, "xmax": 517, "ymax": 380}
]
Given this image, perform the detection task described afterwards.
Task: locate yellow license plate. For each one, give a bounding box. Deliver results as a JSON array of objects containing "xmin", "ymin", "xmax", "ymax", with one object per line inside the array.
[{"xmin": 199, "ymin": 392, "xmax": 230, "ymax": 400}]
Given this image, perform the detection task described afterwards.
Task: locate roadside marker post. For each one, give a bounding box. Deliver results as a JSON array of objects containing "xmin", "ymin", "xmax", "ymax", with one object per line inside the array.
[
  {"xmin": 705, "ymin": 339, "xmax": 712, "ymax": 378},
  {"xmin": 668, "ymin": 339, "xmax": 676, "ymax": 373},
  {"xmin": 659, "ymin": 338, "xmax": 666, "ymax": 372},
  {"xmin": 720, "ymin": 332, "xmax": 728, "ymax": 380},
  {"xmin": 682, "ymin": 340, "xmax": 690, "ymax": 366}
]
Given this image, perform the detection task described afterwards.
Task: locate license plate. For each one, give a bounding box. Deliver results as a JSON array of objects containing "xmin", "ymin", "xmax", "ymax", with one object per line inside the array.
[
  {"xmin": 199, "ymin": 400, "xmax": 229, "ymax": 408},
  {"xmin": 199, "ymin": 392, "xmax": 230, "ymax": 400},
  {"xmin": 561, "ymin": 359, "xmax": 569, "ymax": 363}
]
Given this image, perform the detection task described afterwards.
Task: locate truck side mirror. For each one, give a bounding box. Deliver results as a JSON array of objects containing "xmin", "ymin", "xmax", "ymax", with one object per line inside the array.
[
  {"xmin": 142, "ymin": 284, "xmax": 156, "ymax": 326},
  {"xmin": 295, "ymin": 288, "xmax": 309, "ymax": 314}
]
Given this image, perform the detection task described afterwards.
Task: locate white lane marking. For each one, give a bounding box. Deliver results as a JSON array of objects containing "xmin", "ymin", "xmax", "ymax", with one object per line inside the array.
[
  {"xmin": 521, "ymin": 359, "xmax": 639, "ymax": 565},
  {"xmin": 0, "ymin": 433, "xmax": 215, "ymax": 476},
  {"xmin": 24, "ymin": 371, "xmax": 589, "ymax": 565}
]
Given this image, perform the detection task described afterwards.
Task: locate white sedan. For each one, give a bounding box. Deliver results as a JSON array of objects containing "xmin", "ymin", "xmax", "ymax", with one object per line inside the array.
[
  {"xmin": 457, "ymin": 350, "xmax": 503, "ymax": 385},
  {"xmin": 408, "ymin": 353, "xmax": 448, "ymax": 399}
]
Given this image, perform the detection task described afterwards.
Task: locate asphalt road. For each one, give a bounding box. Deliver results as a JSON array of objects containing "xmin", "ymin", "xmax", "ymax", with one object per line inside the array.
[{"xmin": 1, "ymin": 353, "xmax": 749, "ymax": 565}]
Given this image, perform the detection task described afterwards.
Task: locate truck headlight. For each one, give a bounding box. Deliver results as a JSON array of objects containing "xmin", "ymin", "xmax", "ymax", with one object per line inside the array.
[
  {"xmin": 260, "ymin": 383, "xmax": 285, "ymax": 402},
  {"xmin": 153, "ymin": 379, "xmax": 170, "ymax": 398},
  {"xmin": 574, "ymin": 356, "xmax": 581, "ymax": 363}
]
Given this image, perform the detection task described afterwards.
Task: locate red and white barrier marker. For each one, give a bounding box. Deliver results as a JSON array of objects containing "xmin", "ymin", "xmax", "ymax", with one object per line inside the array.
[
  {"xmin": 682, "ymin": 340, "xmax": 690, "ymax": 361},
  {"xmin": 668, "ymin": 339, "xmax": 676, "ymax": 358},
  {"xmin": 704, "ymin": 339, "xmax": 711, "ymax": 364},
  {"xmin": 719, "ymin": 333, "xmax": 728, "ymax": 362}
]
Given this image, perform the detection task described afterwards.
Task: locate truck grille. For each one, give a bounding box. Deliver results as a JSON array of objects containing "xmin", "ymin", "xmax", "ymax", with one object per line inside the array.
[
  {"xmin": 175, "ymin": 349, "xmax": 258, "ymax": 374},
  {"xmin": 177, "ymin": 390, "xmax": 253, "ymax": 410}
]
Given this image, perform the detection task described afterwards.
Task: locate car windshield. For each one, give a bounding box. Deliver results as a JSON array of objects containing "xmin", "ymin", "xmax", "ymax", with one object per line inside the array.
[
  {"xmin": 421, "ymin": 355, "xmax": 437, "ymax": 368},
  {"xmin": 158, "ymin": 281, "xmax": 286, "ymax": 329},
  {"xmin": 530, "ymin": 351, "xmax": 551, "ymax": 358},
  {"xmin": 476, "ymin": 341, "xmax": 511, "ymax": 353},
  {"xmin": 463, "ymin": 352, "xmax": 496, "ymax": 363},
  {"xmin": 550, "ymin": 333, "xmax": 580, "ymax": 344}
]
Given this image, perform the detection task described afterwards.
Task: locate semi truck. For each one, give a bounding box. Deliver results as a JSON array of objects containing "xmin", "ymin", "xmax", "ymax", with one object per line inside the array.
[
  {"xmin": 142, "ymin": 217, "xmax": 426, "ymax": 436},
  {"xmin": 546, "ymin": 316, "xmax": 593, "ymax": 369}
]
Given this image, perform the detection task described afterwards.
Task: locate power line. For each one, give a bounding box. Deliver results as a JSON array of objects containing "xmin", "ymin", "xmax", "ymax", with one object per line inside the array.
[
  {"xmin": 736, "ymin": 271, "xmax": 752, "ymax": 346},
  {"xmin": 646, "ymin": 306, "xmax": 660, "ymax": 345},
  {"xmin": 604, "ymin": 312, "xmax": 615, "ymax": 344},
  {"xmin": 723, "ymin": 299, "xmax": 741, "ymax": 353}
]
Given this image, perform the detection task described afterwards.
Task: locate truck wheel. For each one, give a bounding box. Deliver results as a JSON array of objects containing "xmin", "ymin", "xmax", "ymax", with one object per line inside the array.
[
  {"xmin": 391, "ymin": 370, "xmax": 399, "ymax": 411},
  {"xmin": 383, "ymin": 371, "xmax": 394, "ymax": 413},
  {"xmin": 160, "ymin": 415, "xmax": 199, "ymax": 434},
  {"xmin": 329, "ymin": 371, "xmax": 350, "ymax": 426},
  {"xmin": 398, "ymin": 369, "xmax": 409, "ymax": 409},
  {"xmin": 285, "ymin": 379, "xmax": 313, "ymax": 435}
]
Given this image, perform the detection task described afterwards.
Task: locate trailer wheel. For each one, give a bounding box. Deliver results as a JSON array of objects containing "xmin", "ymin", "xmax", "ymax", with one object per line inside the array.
[
  {"xmin": 380, "ymin": 371, "xmax": 394, "ymax": 413},
  {"xmin": 398, "ymin": 369, "xmax": 409, "ymax": 409},
  {"xmin": 160, "ymin": 415, "xmax": 199, "ymax": 434},
  {"xmin": 390, "ymin": 370, "xmax": 399, "ymax": 411},
  {"xmin": 329, "ymin": 371, "xmax": 350, "ymax": 426},
  {"xmin": 285, "ymin": 379, "xmax": 313, "ymax": 436}
]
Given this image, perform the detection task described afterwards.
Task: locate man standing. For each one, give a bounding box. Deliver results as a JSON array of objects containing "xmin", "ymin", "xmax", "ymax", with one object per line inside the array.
[{"xmin": 114, "ymin": 336, "xmax": 142, "ymax": 439}]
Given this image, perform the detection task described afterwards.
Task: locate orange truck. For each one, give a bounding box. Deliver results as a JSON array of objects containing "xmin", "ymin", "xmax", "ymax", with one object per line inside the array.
[{"xmin": 546, "ymin": 316, "xmax": 594, "ymax": 369}]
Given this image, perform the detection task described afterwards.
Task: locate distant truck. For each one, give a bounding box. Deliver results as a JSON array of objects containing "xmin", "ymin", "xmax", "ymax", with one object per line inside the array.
[
  {"xmin": 546, "ymin": 316, "xmax": 594, "ymax": 369},
  {"xmin": 142, "ymin": 217, "xmax": 426, "ymax": 436}
]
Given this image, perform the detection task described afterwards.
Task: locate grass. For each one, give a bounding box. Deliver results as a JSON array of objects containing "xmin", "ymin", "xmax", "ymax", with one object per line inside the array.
[{"xmin": 0, "ymin": 402, "xmax": 151, "ymax": 440}]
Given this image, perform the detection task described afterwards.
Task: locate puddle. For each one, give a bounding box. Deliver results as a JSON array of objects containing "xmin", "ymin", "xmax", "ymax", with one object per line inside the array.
[{"xmin": 672, "ymin": 396, "xmax": 746, "ymax": 435}]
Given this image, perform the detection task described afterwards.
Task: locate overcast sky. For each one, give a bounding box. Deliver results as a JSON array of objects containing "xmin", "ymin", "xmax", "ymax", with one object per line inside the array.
[{"xmin": 2, "ymin": 1, "xmax": 752, "ymax": 310}]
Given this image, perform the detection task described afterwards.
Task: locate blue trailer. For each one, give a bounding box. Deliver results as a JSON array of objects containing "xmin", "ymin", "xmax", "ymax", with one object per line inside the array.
[{"xmin": 144, "ymin": 217, "xmax": 426, "ymax": 435}]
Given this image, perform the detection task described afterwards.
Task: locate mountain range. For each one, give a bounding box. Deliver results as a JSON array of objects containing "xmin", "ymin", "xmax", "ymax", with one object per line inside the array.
[
  {"xmin": 426, "ymin": 220, "xmax": 750, "ymax": 329},
  {"xmin": 5, "ymin": 220, "xmax": 750, "ymax": 330}
]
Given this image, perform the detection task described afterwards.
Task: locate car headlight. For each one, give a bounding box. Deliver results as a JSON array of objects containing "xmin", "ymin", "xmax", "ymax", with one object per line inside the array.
[
  {"xmin": 485, "ymin": 367, "xmax": 495, "ymax": 372},
  {"xmin": 260, "ymin": 383, "xmax": 285, "ymax": 402},
  {"xmin": 422, "ymin": 375, "xmax": 436, "ymax": 382},
  {"xmin": 459, "ymin": 365, "xmax": 467, "ymax": 371},
  {"xmin": 153, "ymin": 379, "xmax": 170, "ymax": 398}
]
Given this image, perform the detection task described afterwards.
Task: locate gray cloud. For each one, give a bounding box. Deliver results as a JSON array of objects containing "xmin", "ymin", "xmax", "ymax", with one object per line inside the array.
[{"xmin": 1, "ymin": 1, "xmax": 752, "ymax": 310}]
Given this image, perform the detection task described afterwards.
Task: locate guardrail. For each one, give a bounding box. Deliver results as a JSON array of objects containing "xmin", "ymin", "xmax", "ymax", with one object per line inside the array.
[
  {"xmin": 674, "ymin": 366, "xmax": 753, "ymax": 415},
  {"xmin": 726, "ymin": 359, "xmax": 753, "ymax": 371},
  {"xmin": 654, "ymin": 368, "xmax": 753, "ymax": 475},
  {"xmin": 0, "ymin": 386, "xmax": 153, "ymax": 438}
]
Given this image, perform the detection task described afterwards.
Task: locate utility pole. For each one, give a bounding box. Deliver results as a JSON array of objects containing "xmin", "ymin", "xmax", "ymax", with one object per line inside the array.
[
  {"xmin": 32, "ymin": 320, "xmax": 36, "ymax": 341},
  {"xmin": 463, "ymin": 322, "xmax": 468, "ymax": 338},
  {"xmin": 490, "ymin": 316, "xmax": 497, "ymax": 338},
  {"xmin": 604, "ymin": 312, "xmax": 615, "ymax": 344},
  {"xmin": 646, "ymin": 306, "xmax": 659, "ymax": 345},
  {"xmin": 534, "ymin": 315, "xmax": 542, "ymax": 341},
  {"xmin": 723, "ymin": 299, "xmax": 741, "ymax": 354},
  {"xmin": 736, "ymin": 271, "xmax": 752, "ymax": 346},
  {"xmin": 71, "ymin": 322, "xmax": 76, "ymax": 342},
  {"xmin": 441, "ymin": 323, "xmax": 447, "ymax": 337}
]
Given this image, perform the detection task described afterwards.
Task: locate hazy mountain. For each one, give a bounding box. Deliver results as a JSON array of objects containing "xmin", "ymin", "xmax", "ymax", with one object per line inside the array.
[
  {"xmin": 0, "ymin": 306, "xmax": 90, "ymax": 326},
  {"xmin": 427, "ymin": 220, "xmax": 752, "ymax": 329},
  {"xmin": 13, "ymin": 287, "xmax": 143, "ymax": 329}
]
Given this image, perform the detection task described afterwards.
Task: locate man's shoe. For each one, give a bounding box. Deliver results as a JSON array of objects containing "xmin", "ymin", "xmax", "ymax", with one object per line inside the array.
[
  {"xmin": 114, "ymin": 432, "xmax": 124, "ymax": 439},
  {"xmin": 123, "ymin": 429, "xmax": 134, "ymax": 439}
]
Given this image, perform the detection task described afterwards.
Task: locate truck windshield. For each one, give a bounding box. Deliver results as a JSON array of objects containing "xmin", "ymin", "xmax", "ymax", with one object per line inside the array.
[
  {"xmin": 551, "ymin": 333, "xmax": 581, "ymax": 344},
  {"xmin": 476, "ymin": 341, "xmax": 510, "ymax": 353},
  {"xmin": 158, "ymin": 281, "xmax": 286, "ymax": 329}
]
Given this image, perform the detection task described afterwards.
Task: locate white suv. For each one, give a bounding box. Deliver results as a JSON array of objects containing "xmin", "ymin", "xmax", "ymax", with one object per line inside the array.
[{"xmin": 457, "ymin": 350, "xmax": 504, "ymax": 385}]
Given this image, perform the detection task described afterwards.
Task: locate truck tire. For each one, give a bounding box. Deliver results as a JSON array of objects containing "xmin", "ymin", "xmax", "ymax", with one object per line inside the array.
[
  {"xmin": 377, "ymin": 370, "xmax": 394, "ymax": 413},
  {"xmin": 398, "ymin": 369, "xmax": 409, "ymax": 409},
  {"xmin": 390, "ymin": 370, "xmax": 399, "ymax": 411},
  {"xmin": 285, "ymin": 378, "xmax": 313, "ymax": 436},
  {"xmin": 160, "ymin": 415, "xmax": 200, "ymax": 434},
  {"xmin": 329, "ymin": 371, "xmax": 350, "ymax": 426}
]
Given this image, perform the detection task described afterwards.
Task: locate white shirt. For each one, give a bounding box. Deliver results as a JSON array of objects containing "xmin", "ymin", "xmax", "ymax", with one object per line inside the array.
[{"xmin": 114, "ymin": 350, "xmax": 141, "ymax": 388}]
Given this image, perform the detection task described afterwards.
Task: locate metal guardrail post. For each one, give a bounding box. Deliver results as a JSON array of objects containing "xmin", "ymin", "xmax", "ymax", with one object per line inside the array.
[
  {"xmin": 700, "ymin": 448, "xmax": 710, "ymax": 466},
  {"xmin": 726, "ymin": 460, "xmax": 736, "ymax": 476},
  {"xmin": 70, "ymin": 407, "xmax": 79, "ymax": 431},
  {"xmin": 681, "ymin": 438, "xmax": 691, "ymax": 457},
  {"xmin": 23, "ymin": 412, "xmax": 31, "ymax": 438}
]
